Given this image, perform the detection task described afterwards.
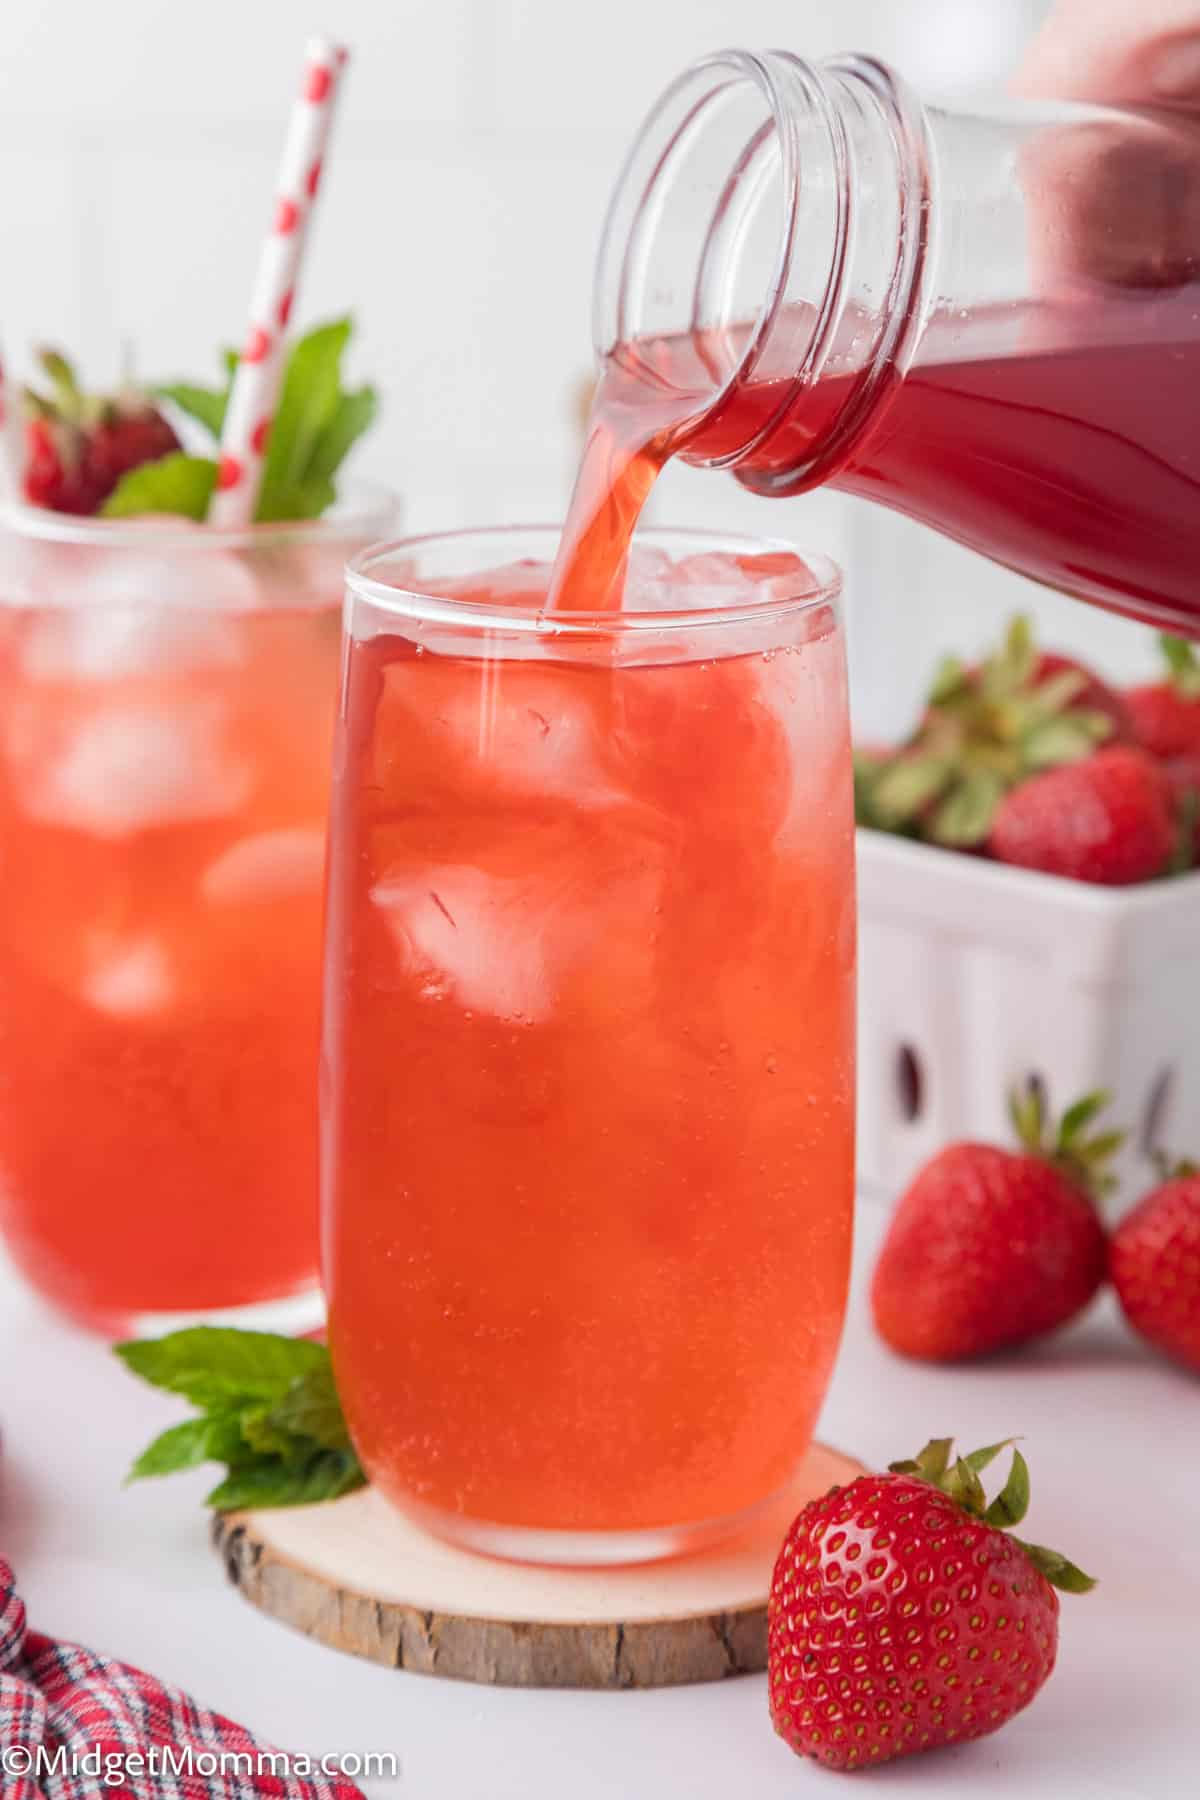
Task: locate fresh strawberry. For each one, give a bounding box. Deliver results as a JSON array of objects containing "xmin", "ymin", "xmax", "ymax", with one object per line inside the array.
[
  {"xmin": 1110, "ymin": 1161, "xmax": 1200, "ymax": 1371},
  {"xmin": 1125, "ymin": 636, "xmax": 1200, "ymax": 759},
  {"xmin": 988, "ymin": 744, "xmax": 1174, "ymax": 884},
  {"xmin": 769, "ymin": 1437, "xmax": 1094, "ymax": 1772},
  {"xmin": 857, "ymin": 617, "xmax": 1118, "ymax": 850},
  {"xmin": 871, "ymin": 1088, "xmax": 1118, "ymax": 1361},
  {"xmin": 20, "ymin": 349, "xmax": 179, "ymax": 516}
]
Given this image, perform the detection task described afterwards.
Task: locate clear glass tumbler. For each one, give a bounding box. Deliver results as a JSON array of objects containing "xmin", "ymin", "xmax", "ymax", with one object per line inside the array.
[
  {"xmin": 322, "ymin": 524, "xmax": 856, "ymax": 1564},
  {"xmin": 0, "ymin": 487, "xmax": 397, "ymax": 1335}
]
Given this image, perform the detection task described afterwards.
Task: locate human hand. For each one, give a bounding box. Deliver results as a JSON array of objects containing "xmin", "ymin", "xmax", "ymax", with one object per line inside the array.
[{"xmin": 1016, "ymin": 0, "xmax": 1200, "ymax": 107}]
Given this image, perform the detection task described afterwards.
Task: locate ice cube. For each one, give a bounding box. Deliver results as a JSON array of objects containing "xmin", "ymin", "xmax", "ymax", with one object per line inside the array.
[
  {"xmin": 430, "ymin": 559, "xmax": 552, "ymax": 610},
  {"xmin": 22, "ymin": 529, "xmax": 261, "ymax": 615},
  {"xmin": 620, "ymin": 545, "xmax": 677, "ymax": 613},
  {"xmin": 370, "ymin": 865, "xmax": 551, "ymax": 1019},
  {"xmin": 21, "ymin": 605, "xmax": 245, "ymax": 683},
  {"xmin": 373, "ymin": 655, "xmax": 627, "ymax": 812},
  {"xmin": 22, "ymin": 702, "xmax": 251, "ymax": 837},
  {"xmin": 82, "ymin": 938, "xmax": 174, "ymax": 1017},
  {"xmin": 203, "ymin": 827, "xmax": 326, "ymax": 904},
  {"xmin": 369, "ymin": 814, "xmax": 669, "ymax": 1025},
  {"xmin": 671, "ymin": 548, "xmax": 818, "ymax": 603}
]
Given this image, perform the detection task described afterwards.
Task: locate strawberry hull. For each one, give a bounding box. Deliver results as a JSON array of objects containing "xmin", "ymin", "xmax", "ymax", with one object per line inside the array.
[{"xmin": 857, "ymin": 828, "xmax": 1200, "ymax": 1205}]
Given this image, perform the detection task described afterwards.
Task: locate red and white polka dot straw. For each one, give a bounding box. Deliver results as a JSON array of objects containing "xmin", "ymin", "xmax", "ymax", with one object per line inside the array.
[{"xmin": 208, "ymin": 37, "xmax": 349, "ymax": 529}]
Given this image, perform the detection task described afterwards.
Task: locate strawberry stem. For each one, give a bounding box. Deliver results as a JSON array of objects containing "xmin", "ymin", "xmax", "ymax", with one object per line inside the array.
[
  {"xmin": 1008, "ymin": 1081, "xmax": 1125, "ymax": 1201},
  {"xmin": 887, "ymin": 1437, "xmax": 1097, "ymax": 1594}
]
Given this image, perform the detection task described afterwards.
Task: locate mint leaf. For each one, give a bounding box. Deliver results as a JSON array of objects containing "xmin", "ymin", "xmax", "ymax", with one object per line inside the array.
[
  {"xmin": 157, "ymin": 382, "xmax": 229, "ymax": 440},
  {"xmin": 239, "ymin": 1404, "xmax": 310, "ymax": 1460},
  {"xmin": 116, "ymin": 1327, "xmax": 326, "ymax": 1409},
  {"xmin": 254, "ymin": 475, "xmax": 337, "ymax": 522},
  {"xmin": 149, "ymin": 318, "xmax": 378, "ymax": 523},
  {"xmin": 127, "ymin": 1416, "xmax": 240, "ymax": 1481},
  {"xmin": 101, "ymin": 453, "xmax": 217, "ymax": 521},
  {"xmin": 117, "ymin": 1328, "xmax": 364, "ymax": 1511},
  {"xmin": 271, "ymin": 1366, "xmax": 354, "ymax": 1451},
  {"xmin": 258, "ymin": 317, "xmax": 350, "ymax": 507},
  {"xmin": 306, "ymin": 385, "xmax": 378, "ymax": 484},
  {"xmin": 207, "ymin": 1449, "xmax": 365, "ymax": 1511}
]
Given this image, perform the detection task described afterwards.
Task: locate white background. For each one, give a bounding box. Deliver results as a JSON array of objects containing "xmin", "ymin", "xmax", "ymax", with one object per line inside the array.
[
  {"xmin": 3, "ymin": 1212, "xmax": 1199, "ymax": 1799},
  {"xmin": 0, "ymin": 0, "xmax": 1165, "ymax": 736}
]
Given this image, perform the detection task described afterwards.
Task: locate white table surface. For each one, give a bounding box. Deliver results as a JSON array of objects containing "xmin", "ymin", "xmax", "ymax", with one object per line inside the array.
[{"xmin": 2, "ymin": 1202, "xmax": 1197, "ymax": 1800}]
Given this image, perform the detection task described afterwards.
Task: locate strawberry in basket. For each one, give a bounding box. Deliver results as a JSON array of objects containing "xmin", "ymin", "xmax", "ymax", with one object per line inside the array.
[
  {"xmin": 856, "ymin": 617, "xmax": 1122, "ymax": 850},
  {"xmin": 857, "ymin": 614, "xmax": 1199, "ymax": 882},
  {"xmin": 988, "ymin": 744, "xmax": 1175, "ymax": 884},
  {"xmin": 1126, "ymin": 636, "xmax": 1200, "ymax": 760}
]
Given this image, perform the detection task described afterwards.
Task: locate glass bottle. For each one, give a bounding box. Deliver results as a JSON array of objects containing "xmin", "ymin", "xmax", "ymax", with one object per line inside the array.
[{"xmin": 592, "ymin": 51, "xmax": 1200, "ymax": 633}]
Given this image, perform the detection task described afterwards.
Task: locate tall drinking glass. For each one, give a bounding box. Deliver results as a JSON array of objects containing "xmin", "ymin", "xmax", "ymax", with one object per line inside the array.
[
  {"xmin": 323, "ymin": 525, "xmax": 856, "ymax": 1563},
  {"xmin": 0, "ymin": 488, "xmax": 397, "ymax": 1334}
]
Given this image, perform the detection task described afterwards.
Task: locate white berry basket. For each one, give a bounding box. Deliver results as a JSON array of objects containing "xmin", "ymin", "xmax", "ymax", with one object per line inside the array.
[{"xmin": 856, "ymin": 828, "xmax": 1200, "ymax": 1206}]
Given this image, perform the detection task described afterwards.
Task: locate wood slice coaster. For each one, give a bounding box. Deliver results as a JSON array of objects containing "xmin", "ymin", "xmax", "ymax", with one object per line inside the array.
[{"xmin": 212, "ymin": 1441, "xmax": 864, "ymax": 1690}]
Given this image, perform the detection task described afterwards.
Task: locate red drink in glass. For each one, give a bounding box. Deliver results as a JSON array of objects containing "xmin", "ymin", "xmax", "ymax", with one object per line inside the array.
[
  {"xmin": 0, "ymin": 497, "xmax": 394, "ymax": 1333},
  {"xmin": 323, "ymin": 527, "xmax": 855, "ymax": 1561}
]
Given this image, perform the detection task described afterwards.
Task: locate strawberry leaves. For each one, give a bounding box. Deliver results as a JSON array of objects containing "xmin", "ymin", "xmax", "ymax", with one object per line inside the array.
[
  {"xmin": 116, "ymin": 316, "xmax": 378, "ymax": 523},
  {"xmin": 116, "ymin": 1327, "xmax": 364, "ymax": 1510},
  {"xmin": 855, "ymin": 615, "xmax": 1115, "ymax": 846},
  {"xmin": 1009, "ymin": 1082, "xmax": 1126, "ymax": 1201},
  {"xmin": 1161, "ymin": 634, "xmax": 1200, "ymax": 696},
  {"xmin": 1017, "ymin": 1543, "xmax": 1097, "ymax": 1596},
  {"xmin": 888, "ymin": 1436, "xmax": 1096, "ymax": 1594}
]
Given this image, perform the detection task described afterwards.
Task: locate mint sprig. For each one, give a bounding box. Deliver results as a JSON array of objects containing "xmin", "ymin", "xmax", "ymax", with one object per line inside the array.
[
  {"xmin": 104, "ymin": 316, "xmax": 378, "ymax": 524},
  {"xmin": 116, "ymin": 1327, "xmax": 365, "ymax": 1510},
  {"xmin": 101, "ymin": 453, "xmax": 217, "ymax": 521}
]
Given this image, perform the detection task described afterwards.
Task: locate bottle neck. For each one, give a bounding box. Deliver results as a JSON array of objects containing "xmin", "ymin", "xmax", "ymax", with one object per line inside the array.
[{"xmin": 593, "ymin": 50, "xmax": 937, "ymax": 480}]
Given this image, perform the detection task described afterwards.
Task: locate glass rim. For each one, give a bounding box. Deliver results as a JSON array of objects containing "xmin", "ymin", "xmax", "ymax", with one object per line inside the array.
[
  {"xmin": 0, "ymin": 478, "xmax": 399, "ymax": 552},
  {"xmin": 345, "ymin": 524, "xmax": 842, "ymax": 636}
]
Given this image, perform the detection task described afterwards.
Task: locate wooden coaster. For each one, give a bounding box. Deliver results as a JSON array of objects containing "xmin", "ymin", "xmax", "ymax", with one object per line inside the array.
[{"xmin": 212, "ymin": 1442, "xmax": 864, "ymax": 1690}]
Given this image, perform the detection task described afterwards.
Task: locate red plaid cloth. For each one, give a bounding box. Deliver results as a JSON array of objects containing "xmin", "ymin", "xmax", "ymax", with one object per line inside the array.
[{"xmin": 0, "ymin": 1558, "xmax": 364, "ymax": 1798}]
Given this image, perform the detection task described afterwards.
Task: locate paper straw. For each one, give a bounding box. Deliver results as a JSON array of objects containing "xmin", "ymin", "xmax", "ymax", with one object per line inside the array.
[
  {"xmin": 0, "ymin": 344, "xmax": 23, "ymax": 504},
  {"xmin": 208, "ymin": 37, "xmax": 349, "ymax": 528}
]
